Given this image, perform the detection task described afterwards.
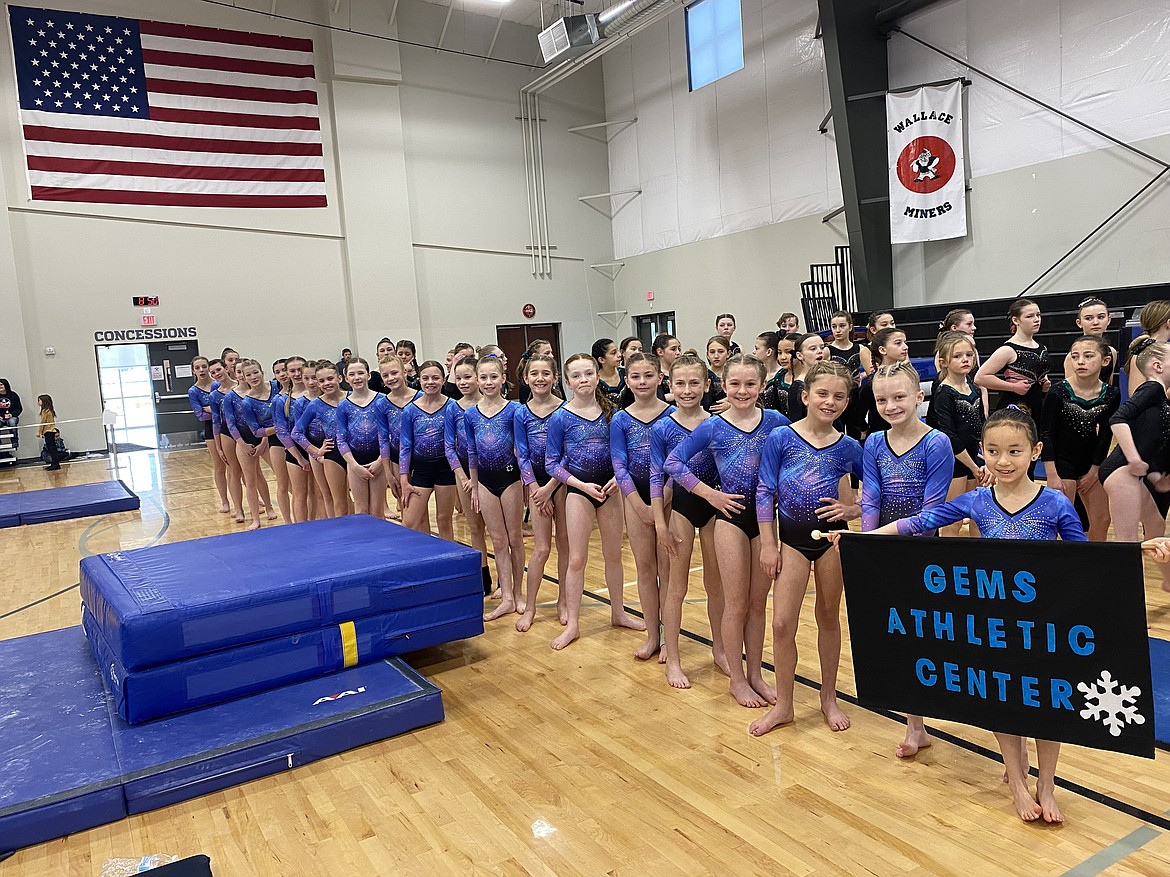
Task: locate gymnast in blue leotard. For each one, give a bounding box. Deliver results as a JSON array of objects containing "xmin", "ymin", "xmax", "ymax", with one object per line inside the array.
[
  {"xmin": 651, "ymin": 354, "xmax": 723, "ymax": 690},
  {"xmin": 233, "ymin": 360, "xmax": 278, "ymax": 530},
  {"xmin": 443, "ymin": 354, "xmax": 490, "ymax": 591},
  {"xmin": 464, "ymin": 356, "xmax": 527, "ymax": 622},
  {"xmin": 271, "ymin": 356, "xmax": 313, "ymax": 524},
  {"xmin": 399, "ymin": 361, "xmax": 457, "ymax": 542},
  {"xmin": 665, "ymin": 354, "xmax": 789, "ymax": 709},
  {"xmin": 751, "ymin": 360, "xmax": 860, "ymax": 738},
  {"xmin": 293, "ymin": 361, "xmax": 350, "ymax": 518},
  {"xmin": 188, "ymin": 356, "xmax": 230, "ymax": 514},
  {"xmin": 611, "ymin": 352, "xmax": 673, "ymax": 660},
  {"xmin": 337, "ymin": 358, "xmax": 391, "ymax": 518},
  {"xmin": 857, "ymin": 361, "xmax": 954, "ymax": 758},
  {"xmin": 845, "ymin": 407, "xmax": 1084, "ymax": 824},
  {"xmin": 376, "ymin": 355, "xmax": 421, "ymax": 520},
  {"xmin": 544, "ymin": 353, "xmax": 644, "ymax": 651},
  {"xmin": 207, "ymin": 360, "xmax": 245, "ymax": 522},
  {"xmin": 513, "ymin": 353, "xmax": 567, "ymax": 633}
]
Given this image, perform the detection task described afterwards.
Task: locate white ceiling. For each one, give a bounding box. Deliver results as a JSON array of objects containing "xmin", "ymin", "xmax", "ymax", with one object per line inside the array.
[{"xmin": 415, "ymin": 0, "xmax": 613, "ymax": 30}]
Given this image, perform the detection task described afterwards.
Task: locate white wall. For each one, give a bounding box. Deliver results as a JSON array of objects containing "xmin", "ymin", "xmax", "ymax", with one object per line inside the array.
[
  {"xmin": 602, "ymin": 0, "xmax": 1170, "ymax": 324},
  {"xmin": 1, "ymin": 0, "xmax": 612, "ymax": 452}
]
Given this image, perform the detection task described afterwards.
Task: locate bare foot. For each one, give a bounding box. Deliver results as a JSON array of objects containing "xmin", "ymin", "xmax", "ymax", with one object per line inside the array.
[
  {"xmin": 713, "ymin": 651, "xmax": 731, "ymax": 677},
  {"xmin": 218, "ymin": 503, "xmax": 230, "ymax": 514},
  {"xmin": 484, "ymin": 601, "xmax": 516, "ymax": 622},
  {"xmin": 748, "ymin": 675, "xmax": 778, "ymax": 705},
  {"xmin": 612, "ymin": 612, "xmax": 647, "ymax": 632},
  {"xmin": 748, "ymin": 703, "xmax": 794, "ymax": 736},
  {"xmin": 491, "ymin": 588, "xmax": 502, "ymax": 601},
  {"xmin": 246, "ymin": 520, "xmax": 261, "ymax": 531},
  {"xmin": 551, "ymin": 624, "xmax": 580, "ymax": 650},
  {"xmin": 1009, "ymin": 781, "xmax": 1042, "ymax": 822},
  {"xmin": 234, "ymin": 513, "xmax": 245, "ymax": 524},
  {"xmin": 658, "ymin": 650, "xmax": 667, "ymax": 665},
  {"xmin": 820, "ymin": 698, "xmax": 850, "ymax": 731},
  {"xmin": 515, "ymin": 611, "xmax": 535, "ymax": 633},
  {"xmin": 267, "ymin": 510, "xmax": 279, "ymax": 521},
  {"xmin": 896, "ymin": 728, "xmax": 933, "ymax": 758},
  {"xmin": 1036, "ymin": 783, "xmax": 1063, "ymax": 824},
  {"xmin": 557, "ymin": 600, "xmax": 568, "ymax": 626},
  {"xmin": 633, "ymin": 638, "xmax": 660, "ymax": 661},
  {"xmin": 729, "ymin": 679, "xmax": 768, "ymax": 708},
  {"xmin": 516, "ymin": 600, "xmax": 527, "ymax": 615},
  {"xmin": 665, "ymin": 660, "xmax": 691, "ymax": 689}
]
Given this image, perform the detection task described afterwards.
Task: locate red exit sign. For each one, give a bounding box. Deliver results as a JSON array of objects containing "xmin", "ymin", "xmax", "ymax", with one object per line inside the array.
[
  {"xmin": 132, "ymin": 295, "xmax": 159, "ymax": 307},
  {"xmin": 141, "ymin": 314, "xmax": 157, "ymax": 326}
]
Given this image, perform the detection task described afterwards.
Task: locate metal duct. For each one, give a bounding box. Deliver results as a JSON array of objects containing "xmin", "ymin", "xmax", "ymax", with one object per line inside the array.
[{"xmin": 597, "ymin": 0, "xmax": 670, "ymax": 36}]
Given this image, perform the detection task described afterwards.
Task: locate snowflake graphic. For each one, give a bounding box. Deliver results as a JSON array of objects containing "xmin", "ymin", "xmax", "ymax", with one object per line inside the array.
[{"xmin": 1078, "ymin": 671, "xmax": 1145, "ymax": 737}]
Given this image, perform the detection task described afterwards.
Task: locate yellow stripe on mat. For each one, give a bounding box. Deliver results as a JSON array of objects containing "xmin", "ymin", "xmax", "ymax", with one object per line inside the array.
[{"xmin": 340, "ymin": 621, "xmax": 358, "ymax": 668}]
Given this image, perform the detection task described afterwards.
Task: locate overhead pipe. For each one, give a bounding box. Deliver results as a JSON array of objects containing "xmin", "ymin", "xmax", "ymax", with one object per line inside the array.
[{"xmin": 520, "ymin": 0, "xmax": 687, "ymax": 278}]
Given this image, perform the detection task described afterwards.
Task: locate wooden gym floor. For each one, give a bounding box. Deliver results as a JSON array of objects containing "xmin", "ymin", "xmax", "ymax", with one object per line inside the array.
[{"xmin": 3, "ymin": 449, "xmax": 1170, "ymax": 876}]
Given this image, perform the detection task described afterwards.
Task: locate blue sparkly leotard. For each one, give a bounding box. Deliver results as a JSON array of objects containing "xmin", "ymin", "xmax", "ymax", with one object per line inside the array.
[
  {"xmin": 895, "ymin": 486, "xmax": 1086, "ymax": 541},
  {"xmin": 756, "ymin": 426, "xmax": 863, "ymax": 559},
  {"xmin": 209, "ymin": 386, "xmax": 234, "ymax": 439},
  {"xmin": 665, "ymin": 409, "xmax": 789, "ymax": 537},
  {"xmin": 337, "ymin": 394, "xmax": 390, "ymax": 465},
  {"xmin": 292, "ymin": 397, "xmax": 340, "ymax": 453},
  {"xmin": 464, "ymin": 401, "xmax": 522, "ymax": 495},
  {"xmin": 273, "ymin": 393, "xmax": 308, "ymax": 454},
  {"xmin": 650, "ymin": 414, "xmax": 718, "ymax": 500},
  {"xmin": 545, "ymin": 407, "xmax": 615, "ymax": 489},
  {"xmin": 861, "ymin": 429, "xmax": 954, "ymax": 531},
  {"xmin": 223, "ymin": 389, "xmax": 254, "ymax": 442},
  {"xmin": 611, "ymin": 406, "xmax": 673, "ymax": 505},
  {"xmin": 443, "ymin": 401, "xmax": 472, "ymax": 473},
  {"xmin": 515, "ymin": 402, "xmax": 562, "ymax": 487},
  {"xmin": 382, "ymin": 392, "xmax": 420, "ymax": 466},
  {"xmin": 399, "ymin": 398, "xmax": 454, "ymax": 475},
  {"xmin": 188, "ymin": 383, "xmax": 215, "ymax": 422},
  {"xmin": 240, "ymin": 389, "xmax": 276, "ymax": 438}
]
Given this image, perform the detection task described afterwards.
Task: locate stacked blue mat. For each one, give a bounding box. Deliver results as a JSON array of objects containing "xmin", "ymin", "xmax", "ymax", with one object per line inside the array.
[
  {"xmin": 80, "ymin": 515, "xmax": 485, "ymax": 723},
  {"xmin": 0, "ymin": 479, "xmax": 139, "ymax": 528}
]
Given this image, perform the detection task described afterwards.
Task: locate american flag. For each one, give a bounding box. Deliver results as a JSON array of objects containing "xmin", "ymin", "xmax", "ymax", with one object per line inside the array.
[{"xmin": 9, "ymin": 5, "xmax": 327, "ymax": 207}]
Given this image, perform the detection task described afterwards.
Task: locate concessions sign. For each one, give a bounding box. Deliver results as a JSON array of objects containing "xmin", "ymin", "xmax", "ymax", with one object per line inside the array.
[
  {"xmin": 841, "ymin": 535, "xmax": 1154, "ymax": 757},
  {"xmin": 887, "ymin": 80, "xmax": 967, "ymax": 243}
]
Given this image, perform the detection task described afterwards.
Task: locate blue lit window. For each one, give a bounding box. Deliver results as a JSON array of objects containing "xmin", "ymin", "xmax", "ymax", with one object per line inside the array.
[{"xmin": 685, "ymin": 0, "xmax": 744, "ymax": 92}]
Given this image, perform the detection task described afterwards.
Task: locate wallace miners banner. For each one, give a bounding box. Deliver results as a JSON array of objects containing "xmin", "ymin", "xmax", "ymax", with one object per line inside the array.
[
  {"xmin": 840, "ymin": 534, "xmax": 1154, "ymax": 758},
  {"xmin": 887, "ymin": 81, "xmax": 966, "ymax": 244}
]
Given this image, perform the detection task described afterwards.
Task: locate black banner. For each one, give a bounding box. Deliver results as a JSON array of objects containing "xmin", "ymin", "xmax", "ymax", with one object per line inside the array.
[{"xmin": 840, "ymin": 535, "xmax": 1154, "ymax": 758}]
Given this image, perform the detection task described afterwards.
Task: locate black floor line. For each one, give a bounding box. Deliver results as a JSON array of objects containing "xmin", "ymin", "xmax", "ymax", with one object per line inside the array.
[
  {"xmin": 559, "ymin": 579, "xmax": 1170, "ymax": 833},
  {"xmin": 0, "ymin": 583, "xmax": 80, "ymax": 621}
]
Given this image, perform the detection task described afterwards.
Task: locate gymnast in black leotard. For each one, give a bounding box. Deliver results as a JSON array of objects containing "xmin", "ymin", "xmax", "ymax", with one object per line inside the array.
[{"xmin": 975, "ymin": 298, "xmax": 1050, "ymax": 418}]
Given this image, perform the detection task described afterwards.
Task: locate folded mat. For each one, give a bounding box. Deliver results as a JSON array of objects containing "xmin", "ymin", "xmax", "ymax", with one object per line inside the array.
[
  {"xmin": 84, "ymin": 592, "xmax": 483, "ymax": 723},
  {"xmin": 81, "ymin": 515, "xmax": 482, "ymax": 670},
  {"xmin": 1151, "ymin": 637, "xmax": 1170, "ymax": 746}
]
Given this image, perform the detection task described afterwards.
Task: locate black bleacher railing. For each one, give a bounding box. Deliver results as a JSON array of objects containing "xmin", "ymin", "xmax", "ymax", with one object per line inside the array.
[{"xmin": 800, "ymin": 246, "xmax": 857, "ymax": 332}]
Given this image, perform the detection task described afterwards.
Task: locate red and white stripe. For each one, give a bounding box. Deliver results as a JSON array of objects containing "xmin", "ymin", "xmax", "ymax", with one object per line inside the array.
[{"xmin": 21, "ymin": 19, "xmax": 326, "ymax": 208}]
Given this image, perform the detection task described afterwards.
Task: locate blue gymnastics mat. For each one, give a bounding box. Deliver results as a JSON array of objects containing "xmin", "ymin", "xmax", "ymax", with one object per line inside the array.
[
  {"xmin": 0, "ymin": 626, "xmax": 444, "ymax": 854},
  {"xmin": 81, "ymin": 515, "xmax": 483, "ymax": 670},
  {"xmin": 84, "ymin": 594, "xmax": 482, "ymax": 723},
  {"xmin": 1151, "ymin": 638, "xmax": 1170, "ymax": 746},
  {"xmin": 0, "ymin": 479, "xmax": 138, "ymax": 528}
]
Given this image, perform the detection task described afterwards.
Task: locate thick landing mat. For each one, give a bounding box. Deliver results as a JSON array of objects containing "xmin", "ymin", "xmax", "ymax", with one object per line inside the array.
[
  {"xmin": 84, "ymin": 594, "xmax": 482, "ymax": 723},
  {"xmin": 81, "ymin": 515, "xmax": 482, "ymax": 670},
  {"xmin": 0, "ymin": 479, "xmax": 138, "ymax": 527},
  {"xmin": 0, "ymin": 626, "xmax": 444, "ymax": 854},
  {"xmin": 1151, "ymin": 638, "xmax": 1170, "ymax": 746}
]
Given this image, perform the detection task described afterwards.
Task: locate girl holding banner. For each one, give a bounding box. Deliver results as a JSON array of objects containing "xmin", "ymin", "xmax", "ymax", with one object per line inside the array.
[{"xmin": 827, "ymin": 407, "xmax": 1084, "ymax": 823}]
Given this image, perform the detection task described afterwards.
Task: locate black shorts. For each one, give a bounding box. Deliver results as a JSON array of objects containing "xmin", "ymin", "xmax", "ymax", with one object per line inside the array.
[
  {"xmin": 778, "ymin": 512, "xmax": 844, "ymax": 562},
  {"xmin": 201, "ymin": 419, "xmax": 215, "ymax": 441},
  {"xmin": 568, "ymin": 485, "xmax": 608, "ymax": 509},
  {"xmin": 671, "ymin": 487, "xmax": 715, "ymax": 530},
  {"xmin": 284, "ymin": 448, "xmax": 301, "ymax": 466},
  {"xmin": 632, "ymin": 477, "xmax": 652, "ymax": 507},
  {"xmin": 716, "ymin": 505, "xmax": 759, "ymax": 540},
  {"xmin": 479, "ymin": 464, "xmax": 521, "ymax": 498},
  {"xmin": 411, "ymin": 456, "xmax": 455, "ymax": 489},
  {"xmin": 238, "ymin": 425, "xmax": 263, "ymax": 448},
  {"xmin": 321, "ymin": 447, "xmax": 347, "ymax": 469},
  {"xmin": 533, "ymin": 464, "xmax": 551, "ymax": 487},
  {"xmin": 352, "ymin": 447, "xmax": 380, "ymax": 467},
  {"xmin": 953, "ymin": 453, "xmax": 982, "ymax": 480},
  {"xmin": 1050, "ymin": 456, "xmax": 1092, "ymax": 482}
]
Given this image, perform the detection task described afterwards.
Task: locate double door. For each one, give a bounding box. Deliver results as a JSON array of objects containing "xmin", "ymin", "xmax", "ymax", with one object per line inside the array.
[{"xmin": 95, "ymin": 340, "xmax": 201, "ymax": 450}]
